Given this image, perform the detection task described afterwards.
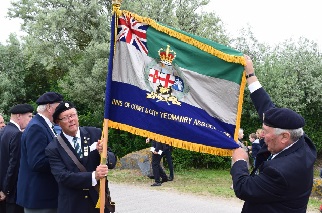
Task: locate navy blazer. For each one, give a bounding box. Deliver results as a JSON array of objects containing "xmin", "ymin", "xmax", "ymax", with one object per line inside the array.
[
  {"xmin": 45, "ymin": 126, "xmax": 116, "ymax": 213},
  {"xmin": 16, "ymin": 114, "xmax": 58, "ymax": 209},
  {"xmin": 0, "ymin": 122, "xmax": 22, "ymax": 203},
  {"xmin": 231, "ymin": 87, "xmax": 317, "ymax": 213}
]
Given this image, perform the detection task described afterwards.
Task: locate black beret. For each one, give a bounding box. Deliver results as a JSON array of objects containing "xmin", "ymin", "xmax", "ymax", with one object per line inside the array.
[
  {"xmin": 53, "ymin": 101, "xmax": 75, "ymax": 123},
  {"xmin": 9, "ymin": 104, "xmax": 34, "ymax": 114},
  {"xmin": 36, "ymin": 92, "xmax": 63, "ymax": 105},
  {"xmin": 263, "ymin": 108, "xmax": 305, "ymax": 129}
]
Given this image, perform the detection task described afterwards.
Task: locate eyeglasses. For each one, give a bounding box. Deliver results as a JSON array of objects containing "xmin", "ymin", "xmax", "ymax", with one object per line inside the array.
[{"xmin": 58, "ymin": 113, "xmax": 77, "ymax": 122}]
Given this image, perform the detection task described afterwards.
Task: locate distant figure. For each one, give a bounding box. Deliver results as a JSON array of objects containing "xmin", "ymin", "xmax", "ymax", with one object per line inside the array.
[{"xmin": 146, "ymin": 138, "xmax": 169, "ymax": 186}]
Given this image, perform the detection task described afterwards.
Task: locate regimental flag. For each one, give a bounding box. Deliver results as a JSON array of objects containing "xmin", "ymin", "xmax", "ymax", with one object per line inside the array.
[{"xmin": 104, "ymin": 10, "xmax": 247, "ymax": 156}]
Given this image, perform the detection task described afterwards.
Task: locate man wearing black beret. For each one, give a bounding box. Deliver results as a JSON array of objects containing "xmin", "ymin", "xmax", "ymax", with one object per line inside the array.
[
  {"xmin": 45, "ymin": 101, "xmax": 116, "ymax": 213},
  {"xmin": 0, "ymin": 104, "xmax": 33, "ymax": 213},
  {"xmin": 17, "ymin": 92, "xmax": 63, "ymax": 213},
  {"xmin": 230, "ymin": 56, "xmax": 317, "ymax": 213}
]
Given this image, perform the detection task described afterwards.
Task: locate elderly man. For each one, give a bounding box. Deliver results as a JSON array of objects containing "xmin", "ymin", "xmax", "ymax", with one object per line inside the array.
[
  {"xmin": 17, "ymin": 92, "xmax": 63, "ymax": 213},
  {"xmin": 0, "ymin": 104, "xmax": 34, "ymax": 213},
  {"xmin": 230, "ymin": 56, "xmax": 317, "ymax": 213},
  {"xmin": 45, "ymin": 101, "xmax": 116, "ymax": 213},
  {"xmin": 0, "ymin": 113, "xmax": 6, "ymax": 128}
]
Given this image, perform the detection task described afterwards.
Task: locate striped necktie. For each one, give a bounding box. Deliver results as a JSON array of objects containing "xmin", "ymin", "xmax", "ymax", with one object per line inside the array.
[
  {"xmin": 72, "ymin": 137, "xmax": 83, "ymax": 158},
  {"xmin": 52, "ymin": 125, "xmax": 57, "ymax": 136},
  {"xmin": 267, "ymin": 154, "xmax": 273, "ymax": 161}
]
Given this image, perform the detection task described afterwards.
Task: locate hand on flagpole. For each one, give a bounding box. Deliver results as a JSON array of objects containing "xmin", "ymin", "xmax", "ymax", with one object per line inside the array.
[
  {"xmin": 96, "ymin": 139, "xmax": 103, "ymax": 154},
  {"xmin": 232, "ymin": 148, "xmax": 249, "ymax": 164},
  {"xmin": 95, "ymin": 164, "xmax": 108, "ymax": 180}
]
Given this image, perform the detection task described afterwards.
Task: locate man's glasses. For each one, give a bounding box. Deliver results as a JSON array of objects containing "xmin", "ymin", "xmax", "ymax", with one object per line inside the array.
[{"xmin": 58, "ymin": 113, "xmax": 77, "ymax": 122}]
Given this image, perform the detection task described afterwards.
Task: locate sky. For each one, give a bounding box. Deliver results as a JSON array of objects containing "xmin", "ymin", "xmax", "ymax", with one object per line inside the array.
[
  {"xmin": 1, "ymin": 0, "xmax": 322, "ymax": 49},
  {"xmin": 207, "ymin": 0, "xmax": 322, "ymax": 48}
]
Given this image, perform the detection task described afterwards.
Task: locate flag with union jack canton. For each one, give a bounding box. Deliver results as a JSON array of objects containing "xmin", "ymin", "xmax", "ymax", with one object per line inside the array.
[{"xmin": 104, "ymin": 10, "xmax": 246, "ymax": 156}]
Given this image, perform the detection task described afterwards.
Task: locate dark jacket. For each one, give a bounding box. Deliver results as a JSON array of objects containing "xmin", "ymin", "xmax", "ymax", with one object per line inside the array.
[
  {"xmin": 17, "ymin": 114, "xmax": 58, "ymax": 208},
  {"xmin": 151, "ymin": 140, "xmax": 169, "ymax": 153},
  {"xmin": 231, "ymin": 87, "xmax": 316, "ymax": 213},
  {"xmin": 45, "ymin": 126, "xmax": 116, "ymax": 213},
  {"xmin": 0, "ymin": 122, "xmax": 22, "ymax": 203}
]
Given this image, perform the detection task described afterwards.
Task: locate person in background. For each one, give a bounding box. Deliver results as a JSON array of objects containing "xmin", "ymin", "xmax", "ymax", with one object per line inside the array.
[
  {"xmin": 0, "ymin": 113, "xmax": 6, "ymax": 129},
  {"xmin": 162, "ymin": 144, "xmax": 174, "ymax": 181},
  {"xmin": 0, "ymin": 104, "xmax": 34, "ymax": 213},
  {"xmin": 256, "ymin": 128, "xmax": 265, "ymax": 147},
  {"xmin": 45, "ymin": 101, "xmax": 116, "ymax": 213},
  {"xmin": 17, "ymin": 92, "xmax": 63, "ymax": 213},
  {"xmin": 146, "ymin": 138, "xmax": 169, "ymax": 186},
  {"xmin": 0, "ymin": 113, "xmax": 5, "ymax": 213},
  {"xmin": 249, "ymin": 133, "xmax": 260, "ymax": 167},
  {"xmin": 231, "ymin": 55, "xmax": 316, "ymax": 212}
]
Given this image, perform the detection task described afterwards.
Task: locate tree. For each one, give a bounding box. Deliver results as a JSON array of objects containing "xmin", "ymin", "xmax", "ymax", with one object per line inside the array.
[{"xmin": 0, "ymin": 35, "xmax": 28, "ymax": 112}]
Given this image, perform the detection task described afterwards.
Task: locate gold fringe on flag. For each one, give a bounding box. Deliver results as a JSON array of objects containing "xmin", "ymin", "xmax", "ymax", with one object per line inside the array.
[
  {"xmin": 108, "ymin": 120, "xmax": 233, "ymax": 156},
  {"xmin": 114, "ymin": 10, "xmax": 246, "ymax": 66}
]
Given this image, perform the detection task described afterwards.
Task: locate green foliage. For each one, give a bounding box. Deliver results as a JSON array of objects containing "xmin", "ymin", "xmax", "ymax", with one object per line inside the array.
[
  {"xmin": 172, "ymin": 148, "xmax": 231, "ymax": 170},
  {"xmin": 108, "ymin": 128, "xmax": 150, "ymax": 157},
  {"xmin": 0, "ymin": 35, "xmax": 28, "ymax": 112}
]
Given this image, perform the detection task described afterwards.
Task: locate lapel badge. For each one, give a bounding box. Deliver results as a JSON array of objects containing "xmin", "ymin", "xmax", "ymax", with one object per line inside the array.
[
  {"xmin": 84, "ymin": 137, "xmax": 88, "ymax": 144},
  {"xmin": 84, "ymin": 146, "xmax": 89, "ymax": 156}
]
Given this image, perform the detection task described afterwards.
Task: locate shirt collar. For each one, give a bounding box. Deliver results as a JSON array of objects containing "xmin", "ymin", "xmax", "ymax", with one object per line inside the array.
[{"xmin": 9, "ymin": 120, "xmax": 21, "ymax": 131}]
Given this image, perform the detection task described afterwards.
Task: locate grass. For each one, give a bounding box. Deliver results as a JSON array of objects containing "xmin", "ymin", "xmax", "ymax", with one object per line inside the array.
[{"xmin": 108, "ymin": 168, "xmax": 322, "ymax": 212}]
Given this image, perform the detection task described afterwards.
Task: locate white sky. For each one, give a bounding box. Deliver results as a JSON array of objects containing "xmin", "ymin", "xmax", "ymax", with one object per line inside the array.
[
  {"xmin": 207, "ymin": 0, "xmax": 322, "ymax": 48},
  {"xmin": 1, "ymin": 0, "xmax": 322, "ymax": 49}
]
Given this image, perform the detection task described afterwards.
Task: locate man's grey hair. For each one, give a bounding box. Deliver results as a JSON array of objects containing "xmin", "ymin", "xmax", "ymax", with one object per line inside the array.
[
  {"xmin": 275, "ymin": 128, "xmax": 304, "ymax": 142},
  {"xmin": 37, "ymin": 104, "xmax": 47, "ymax": 113}
]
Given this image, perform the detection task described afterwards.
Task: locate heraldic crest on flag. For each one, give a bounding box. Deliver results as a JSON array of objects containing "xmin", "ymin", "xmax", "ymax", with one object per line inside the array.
[
  {"xmin": 145, "ymin": 45, "xmax": 189, "ymax": 106},
  {"xmin": 105, "ymin": 9, "xmax": 247, "ymax": 156}
]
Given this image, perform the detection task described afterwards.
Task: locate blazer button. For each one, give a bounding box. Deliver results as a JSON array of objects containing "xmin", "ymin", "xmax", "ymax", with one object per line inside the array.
[{"xmin": 85, "ymin": 196, "xmax": 88, "ymax": 198}]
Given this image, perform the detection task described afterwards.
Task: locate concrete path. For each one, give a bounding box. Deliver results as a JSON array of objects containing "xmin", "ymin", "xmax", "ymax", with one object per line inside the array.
[{"xmin": 109, "ymin": 182, "xmax": 244, "ymax": 213}]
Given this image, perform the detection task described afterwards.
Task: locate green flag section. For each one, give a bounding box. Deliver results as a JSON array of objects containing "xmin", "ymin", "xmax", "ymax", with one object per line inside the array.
[{"xmin": 105, "ymin": 10, "xmax": 247, "ymax": 156}]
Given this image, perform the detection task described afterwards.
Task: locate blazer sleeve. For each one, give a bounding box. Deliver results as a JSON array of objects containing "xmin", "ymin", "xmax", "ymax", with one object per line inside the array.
[
  {"xmin": 24, "ymin": 123, "xmax": 52, "ymax": 172},
  {"xmin": 250, "ymin": 87, "xmax": 276, "ymax": 121},
  {"xmin": 231, "ymin": 160, "xmax": 288, "ymax": 203},
  {"xmin": 45, "ymin": 141, "xmax": 93, "ymax": 189}
]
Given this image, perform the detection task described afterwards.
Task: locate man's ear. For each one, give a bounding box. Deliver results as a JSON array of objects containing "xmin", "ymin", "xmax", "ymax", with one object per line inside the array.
[{"xmin": 281, "ymin": 132, "xmax": 291, "ymax": 143}]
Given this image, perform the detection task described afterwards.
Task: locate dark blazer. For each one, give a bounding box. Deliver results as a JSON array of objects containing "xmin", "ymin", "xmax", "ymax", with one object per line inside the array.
[
  {"xmin": 45, "ymin": 126, "xmax": 116, "ymax": 213},
  {"xmin": 231, "ymin": 87, "xmax": 317, "ymax": 213},
  {"xmin": 16, "ymin": 114, "xmax": 58, "ymax": 208},
  {"xmin": 151, "ymin": 140, "xmax": 169, "ymax": 153},
  {"xmin": 0, "ymin": 122, "xmax": 22, "ymax": 203}
]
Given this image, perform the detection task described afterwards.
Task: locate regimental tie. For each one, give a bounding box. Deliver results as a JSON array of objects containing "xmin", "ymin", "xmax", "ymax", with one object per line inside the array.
[
  {"xmin": 52, "ymin": 125, "xmax": 57, "ymax": 136},
  {"xmin": 267, "ymin": 154, "xmax": 273, "ymax": 161},
  {"xmin": 72, "ymin": 137, "xmax": 83, "ymax": 158}
]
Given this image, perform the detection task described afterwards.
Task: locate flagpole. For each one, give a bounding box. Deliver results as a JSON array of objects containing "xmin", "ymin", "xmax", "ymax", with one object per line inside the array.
[{"xmin": 99, "ymin": 1, "xmax": 122, "ymax": 213}]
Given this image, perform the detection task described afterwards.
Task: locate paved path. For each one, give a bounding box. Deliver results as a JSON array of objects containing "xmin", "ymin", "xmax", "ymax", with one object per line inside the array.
[{"xmin": 109, "ymin": 182, "xmax": 244, "ymax": 213}]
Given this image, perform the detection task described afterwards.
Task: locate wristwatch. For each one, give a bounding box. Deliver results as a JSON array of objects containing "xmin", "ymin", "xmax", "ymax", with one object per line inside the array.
[{"xmin": 246, "ymin": 73, "xmax": 255, "ymax": 79}]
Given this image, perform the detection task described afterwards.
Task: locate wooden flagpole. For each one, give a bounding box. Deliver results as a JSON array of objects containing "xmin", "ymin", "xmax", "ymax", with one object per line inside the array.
[{"xmin": 99, "ymin": 1, "xmax": 122, "ymax": 212}]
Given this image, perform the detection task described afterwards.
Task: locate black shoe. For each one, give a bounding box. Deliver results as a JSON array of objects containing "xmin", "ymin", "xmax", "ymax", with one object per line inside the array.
[
  {"xmin": 148, "ymin": 175, "xmax": 155, "ymax": 179},
  {"xmin": 161, "ymin": 178, "xmax": 168, "ymax": 183},
  {"xmin": 168, "ymin": 176, "xmax": 173, "ymax": 181},
  {"xmin": 151, "ymin": 182, "xmax": 162, "ymax": 186}
]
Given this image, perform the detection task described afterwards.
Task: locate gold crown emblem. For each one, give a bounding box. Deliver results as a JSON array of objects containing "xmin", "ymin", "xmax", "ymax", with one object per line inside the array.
[{"xmin": 158, "ymin": 45, "xmax": 176, "ymax": 65}]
